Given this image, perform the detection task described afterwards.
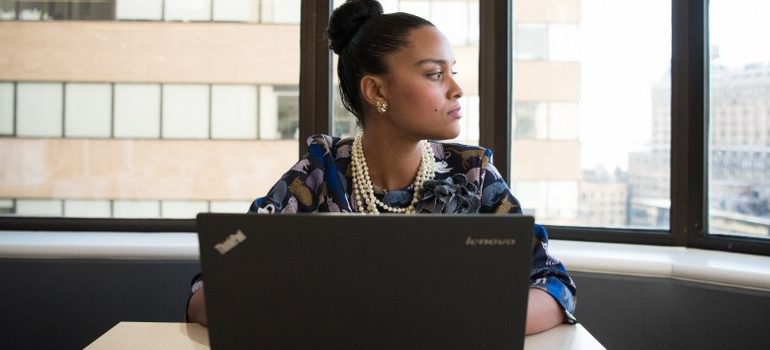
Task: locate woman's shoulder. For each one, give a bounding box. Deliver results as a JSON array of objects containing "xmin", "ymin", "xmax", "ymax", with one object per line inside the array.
[
  {"xmin": 306, "ymin": 134, "xmax": 354, "ymax": 160},
  {"xmin": 429, "ymin": 140, "xmax": 493, "ymax": 170}
]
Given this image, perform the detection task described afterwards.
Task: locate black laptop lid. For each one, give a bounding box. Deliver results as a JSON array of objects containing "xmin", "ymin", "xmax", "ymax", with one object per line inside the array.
[{"xmin": 197, "ymin": 213, "xmax": 534, "ymax": 349}]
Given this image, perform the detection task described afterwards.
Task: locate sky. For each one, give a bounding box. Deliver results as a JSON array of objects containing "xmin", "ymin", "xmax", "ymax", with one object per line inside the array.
[{"xmin": 579, "ymin": 0, "xmax": 770, "ymax": 171}]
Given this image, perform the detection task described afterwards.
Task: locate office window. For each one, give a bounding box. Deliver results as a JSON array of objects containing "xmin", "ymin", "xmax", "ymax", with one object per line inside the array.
[
  {"xmin": 211, "ymin": 85, "xmax": 258, "ymax": 139},
  {"xmin": 161, "ymin": 200, "xmax": 208, "ymax": 219},
  {"xmin": 516, "ymin": 24, "xmax": 548, "ymax": 61},
  {"xmin": 17, "ymin": 83, "xmax": 63, "ymax": 137},
  {"xmin": 165, "ymin": 0, "xmax": 211, "ymax": 22},
  {"xmin": 114, "ymin": 84, "xmax": 161, "ymax": 139},
  {"xmin": 261, "ymin": 0, "xmax": 299, "ymax": 24},
  {"xmin": 113, "ymin": 200, "xmax": 160, "ymax": 218},
  {"xmin": 213, "ymin": 0, "xmax": 259, "ymax": 22},
  {"xmin": 514, "ymin": 102, "xmax": 547, "ymax": 140},
  {"xmin": 0, "ymin": 199, "xmax": 13, "ymax": 214},
  {"xmin": 0, "ymin": 83, "xmax": 12, "ymax": 135},
  {"xmin": 65, "ymin": 83, "xmax": 111, "ymax": 138},
  {"xmin": 17, "ymin": 1, "xmax": 114, "ymax": 20},
  {"xmin": 162, "ymin": 84, "xmax": 209, "ymax": 139},
  {"xmin": 64, "ymin": 199, "xmax": 111, "ymax": 218},
  {"xmin": 708, "ymin": 0, "xmax": 770, "ymax": 239},
  {"xmin": 15, "ymin": 199, "xmax": 62, "ymax": 216},
  {"xmin": 0, "ymin": 0, "xmax": 15, "ymax": 20},
  {"xmin": 210, "ymin": 200, "xmax": 252, "ymax": 213},
  {"xmin": 276, "ymin": 87, "xmax": 299, "ymax": 140},
  {"xmin": 116, "ymin": 0, "xmax": 162, "ymax": 20},
  {"xmin": 511, "ymin": 0, "xmax": 671, "ymax": 228}
]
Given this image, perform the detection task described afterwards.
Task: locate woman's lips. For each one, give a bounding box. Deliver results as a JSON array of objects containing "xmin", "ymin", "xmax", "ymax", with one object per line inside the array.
[{"xmin": 448, "ymin": 106, "xmax": 462, "ymax": 119}]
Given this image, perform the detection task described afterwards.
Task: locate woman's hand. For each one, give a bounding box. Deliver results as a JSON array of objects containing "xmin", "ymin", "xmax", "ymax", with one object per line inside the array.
[
  {"xmin": 525, "ymin": 288, "xmax": 564, "ymax": 335},
  {"xmin": 187, "ymin": 286, "xmax": 208, "ymax": 326}
]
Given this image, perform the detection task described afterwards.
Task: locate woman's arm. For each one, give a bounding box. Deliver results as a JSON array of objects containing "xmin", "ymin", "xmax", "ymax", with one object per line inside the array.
[
  {"xmin": 525, "ymin": 288, "xmax": 564, "ymax": 335},
  {"xmin": 187, "ymin": 286, "xmax": 208, "ymax": 326}
]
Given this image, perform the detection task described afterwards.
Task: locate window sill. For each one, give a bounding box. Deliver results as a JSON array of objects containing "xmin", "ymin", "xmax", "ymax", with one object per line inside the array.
[
  {"xmin": 549, "ymin": 240, "xmax": 770, "ymax": 292},
  {"xmin": 2, "ymin": 231, "xmax": 769, "ymax": 292}
]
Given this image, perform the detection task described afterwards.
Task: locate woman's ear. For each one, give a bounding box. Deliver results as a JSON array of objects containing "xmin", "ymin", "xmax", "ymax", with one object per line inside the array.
[{"xmin": 360, "ymin": 74, "xmax": 388, "ymax": 108}]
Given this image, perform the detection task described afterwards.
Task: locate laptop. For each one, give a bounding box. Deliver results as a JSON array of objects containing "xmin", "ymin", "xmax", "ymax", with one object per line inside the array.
[{"xmin": 196, "ymin": 213, "xmax": 534, "ymax": 349}]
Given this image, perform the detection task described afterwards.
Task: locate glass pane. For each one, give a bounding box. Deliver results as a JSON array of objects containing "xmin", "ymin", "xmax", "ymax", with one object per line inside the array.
[
  {"xmin": 211, "ymin": 85, "xmax": 257, "ymax": 139},
  {"xmin": 0, "ymin": 83, "xmax": 12, "ymax": 135},
  {"xmin": 165, "ymin": 0, "xmax": 211, "ymax": 21},
  {"xmin": 708, "ymin": 0, "xmax": 770, "ymax": 238},
  {"xmin": 512, "ymin": 0, "xmax": 671, "ymax": 228},
  {"xmin": 17, "ymin": 83, "xmax": 63, "ymax": 137},
  {"xmin": 213, "ymin": 0, "xmax": 259, "ymax": 22},
  {"xmin": 331, "ymin": 0, "xmax": 480, "ymax": 146},
  {"xmin": 114, "ymin": 83, "xmax": 161, "ymax": 139},
  {"xmin": 0, "ymin": 1, "xmax": 300, "ymax": 218},
  {"xmin": 116, "ymin": 0, "xmax": 162, "ymax": 20},
  {"xmin": 0, "ymin": 0, "xmax": 16, "ymax": 20},
  {"xmin": 65, "ymin": 83, "xmax": 112, "ymax": 138},
  {"xmin": 162, "ymin": 84, "xmax": 209, "ymax": 139}
]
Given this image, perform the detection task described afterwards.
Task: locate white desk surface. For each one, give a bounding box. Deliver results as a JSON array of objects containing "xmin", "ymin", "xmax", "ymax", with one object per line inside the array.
[{"xmin": 85, "ymin": 322, "xmax": 605, "ymax": 350}]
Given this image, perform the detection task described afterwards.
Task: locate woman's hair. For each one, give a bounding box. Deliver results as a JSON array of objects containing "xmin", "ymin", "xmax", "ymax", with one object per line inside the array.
[{"xmin": 328, "ymin": 0, "xmax": 433, "ymax": 124}]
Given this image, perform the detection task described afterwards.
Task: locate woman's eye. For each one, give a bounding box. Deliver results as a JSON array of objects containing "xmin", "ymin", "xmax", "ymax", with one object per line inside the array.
[{"xmin": 429, "ymin": 72, "xmax": 443, "ymax": 80}]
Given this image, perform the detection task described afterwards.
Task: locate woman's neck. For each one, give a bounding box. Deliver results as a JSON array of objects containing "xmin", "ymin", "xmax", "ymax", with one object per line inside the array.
[{"xmin": 361, "ymin": 129, "xmax": 424, "ymax": 191}]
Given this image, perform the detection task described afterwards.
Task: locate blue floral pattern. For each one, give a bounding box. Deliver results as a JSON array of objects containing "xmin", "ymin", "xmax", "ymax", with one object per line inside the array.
[{"xmin": 249, "ymin": 134, "xmax": 577, "ymax": 322}]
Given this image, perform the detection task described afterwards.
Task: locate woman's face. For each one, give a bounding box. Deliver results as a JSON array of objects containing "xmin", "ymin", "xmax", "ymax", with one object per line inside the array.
[{"xmin": 379, "ymin": 25, "xmax": 464, "ymax": 141}]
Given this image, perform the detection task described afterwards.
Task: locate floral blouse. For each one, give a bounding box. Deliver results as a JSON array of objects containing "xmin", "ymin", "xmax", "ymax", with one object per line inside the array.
[{"xmin": 247, "ymin": 134, "xmax": 577, "ymax": 322}]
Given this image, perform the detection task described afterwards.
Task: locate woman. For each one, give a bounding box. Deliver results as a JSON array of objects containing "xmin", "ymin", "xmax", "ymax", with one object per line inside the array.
[{"xmin": 188, "ymin": 0, "xmax": 576, "ymax": 335}]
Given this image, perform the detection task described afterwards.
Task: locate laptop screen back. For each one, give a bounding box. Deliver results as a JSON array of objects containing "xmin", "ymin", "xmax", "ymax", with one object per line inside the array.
[{"xmin": 197, "ymin": 213, "xmax": 533, "ymax": 349}]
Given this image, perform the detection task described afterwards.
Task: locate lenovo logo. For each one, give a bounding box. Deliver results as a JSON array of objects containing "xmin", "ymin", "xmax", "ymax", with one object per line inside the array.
[
  {"xmin": 214, "ymin": 230, "xmax": 247, "ymax": 255},
  {"xmin": 465, "ymin": 236, "xmax": 516, "ymax": 246}
]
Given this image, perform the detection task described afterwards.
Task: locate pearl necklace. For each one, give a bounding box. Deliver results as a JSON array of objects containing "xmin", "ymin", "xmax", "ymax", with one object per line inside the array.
[{"xmin": 350, "ymin": 132, "xmax": 435, "ymax": 214}]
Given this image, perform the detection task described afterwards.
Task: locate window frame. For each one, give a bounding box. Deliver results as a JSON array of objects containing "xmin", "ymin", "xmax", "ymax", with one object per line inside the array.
[{"xmin": 1, "ymin": 0, "xmax": 768, "ymax": 257}]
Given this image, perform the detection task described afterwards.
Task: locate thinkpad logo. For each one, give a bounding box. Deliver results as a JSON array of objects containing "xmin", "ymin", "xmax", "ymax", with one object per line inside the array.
[
  {"xmin": 214, "ymin": 230, "xmax": 247, "ymax": 255},
  {"xmin": 465, "ymin": 236, "xmax": 516, "ymax": 246}
]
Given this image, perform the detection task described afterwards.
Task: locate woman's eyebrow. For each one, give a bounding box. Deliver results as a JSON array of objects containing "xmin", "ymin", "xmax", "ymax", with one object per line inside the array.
[{"xmin": 414, "ymin": 58, "xmax": 456, "ymax": 66}]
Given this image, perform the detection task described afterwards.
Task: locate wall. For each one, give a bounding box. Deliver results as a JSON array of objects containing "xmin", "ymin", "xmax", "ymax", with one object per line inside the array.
[{"xmin": 1, "ymin": 259, "xmax": 769, "ymax": 349}]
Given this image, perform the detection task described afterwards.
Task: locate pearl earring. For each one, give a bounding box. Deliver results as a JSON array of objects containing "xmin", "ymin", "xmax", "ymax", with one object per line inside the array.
[{"xmin": 375, "ymin": 99, "xmax": 389, "ymax": 114}]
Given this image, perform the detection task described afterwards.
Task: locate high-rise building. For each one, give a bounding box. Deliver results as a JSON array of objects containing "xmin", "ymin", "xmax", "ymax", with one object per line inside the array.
[
  {"xmin": 510, "ymin": 0, "xmax": 583, "ymax": 226},
  {"xmin": 630, "ymin": 62, "xmax": 770, "ymax": 236}
]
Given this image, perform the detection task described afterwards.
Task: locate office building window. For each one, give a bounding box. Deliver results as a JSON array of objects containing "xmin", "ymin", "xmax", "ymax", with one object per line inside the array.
[
  {"xmin": 15, "ymin": 199, "xmax": 62, "ymax": 216},
  {"xmin": 708, "ymin": 0, "xmax": 770, "ymax": 239},
  {"xmin": 213, "ymin": 0, "xmax": 259, "ymax": 22},
  {"xmin": 65, "ymin": 83, "xmax": 112, "ymax": 138},
  {"xmin": 114, "ymin": 83, "xmax": 161, "ymax": 139},
  {"xmin": 262, "ymin": 0, "xmax": 300, "ymax": 24},
  {"xmin": 0, "ymin": 83, "xmax": 12, "ymax": 135},
  {"xmin": 12, "ymin": 0, "xmax": 114, "ymax": 20},
  {"xmin": 112, "ymin": 200, "xmax": 160, "ymax": 218},
  {"xmin": 115, "ymin": 0, "xmax": 162, "ymax": 21},
  {"xmin": 161, "ymin": 200, "xmax": 208, "ymax": 219},
  {"xmin": 516, "ymin": 24, "xmax": 548, "ymax": 61},
  {"xmin": 276, "ymin": 87, "xmax": 299, "ymax": 140},
  {"xmin": 64, "ymin": 199, "xmax": 111, "ymax": 218},
  {"xmin": 165, "ymin": 0, "xmax": 211, "ymax": 22},
  {"xmin": 211, "ymin": 85, "xmax": 258, "ymax": 139},
  {"xmin": 162, "ymin": 84, "xmax": 209, "ymax": 139},
  {"xmin": 0, "ymin": 0, "xmax": 15, "ymax": 20},
  {"xmin": 210, "ymin": 200, "xmax": 252, "ymax": 213},
  {"xmin": 514, "ymin": 102, "xmax": 548, "ymax": 140},
  {"xmin": 17, "ymin": 83, "xmax": 63, "ymax": 138}
]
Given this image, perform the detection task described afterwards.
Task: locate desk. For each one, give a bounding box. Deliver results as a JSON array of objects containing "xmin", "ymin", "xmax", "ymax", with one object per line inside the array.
[{"xmin": 85, "ymin": 322, "xmax": 605, "ymax": 349}]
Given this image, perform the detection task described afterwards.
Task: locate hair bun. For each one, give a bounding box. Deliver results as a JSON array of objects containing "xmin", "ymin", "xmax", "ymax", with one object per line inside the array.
[{"xmin": 328, "ymin": 0, "xmax": 384, "ymax": 54}]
